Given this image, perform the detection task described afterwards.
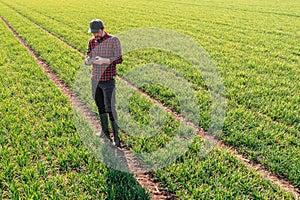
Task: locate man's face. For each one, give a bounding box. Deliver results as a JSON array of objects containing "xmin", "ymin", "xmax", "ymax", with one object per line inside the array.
[{"xmin": 93, "ymin": 29, "xmax": 103, "ymax": 38}]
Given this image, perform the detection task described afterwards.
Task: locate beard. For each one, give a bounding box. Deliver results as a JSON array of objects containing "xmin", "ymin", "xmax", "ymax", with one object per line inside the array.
[{"xmin": 95, "ymin": 35, "xmax": 102, "ymax": 43}]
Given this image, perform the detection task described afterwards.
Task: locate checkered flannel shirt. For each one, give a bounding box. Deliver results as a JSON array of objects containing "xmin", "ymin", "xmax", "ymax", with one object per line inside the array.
[{"xmin": 87, "ymin": 32, "xmax": 123, "ymax": 81}]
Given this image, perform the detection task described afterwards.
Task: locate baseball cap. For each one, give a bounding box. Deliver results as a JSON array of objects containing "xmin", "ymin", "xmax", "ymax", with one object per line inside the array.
[{"xmin": 88, "ymin": 19, "xmax": 104, "ymax": 33}]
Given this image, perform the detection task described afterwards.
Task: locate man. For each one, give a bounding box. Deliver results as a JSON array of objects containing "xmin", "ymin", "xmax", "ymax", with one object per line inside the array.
[{"xmin": 84, "ymin": 19, "xmax": 123, "ymax": 147}]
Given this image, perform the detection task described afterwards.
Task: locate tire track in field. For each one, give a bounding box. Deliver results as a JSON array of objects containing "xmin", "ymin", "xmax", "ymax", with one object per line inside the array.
[
  {"xmin": 1, "ymin": 16, "xmax": 177, "ymax": 200},
  {"xmin": 1, "ymin": 13, "xmax": 299, "ymax": 198}
]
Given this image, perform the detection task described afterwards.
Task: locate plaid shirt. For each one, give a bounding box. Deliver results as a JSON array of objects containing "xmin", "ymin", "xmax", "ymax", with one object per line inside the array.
[{"xmin": 87, "ymin": 32, "xmax": 123, "ymax": 81}]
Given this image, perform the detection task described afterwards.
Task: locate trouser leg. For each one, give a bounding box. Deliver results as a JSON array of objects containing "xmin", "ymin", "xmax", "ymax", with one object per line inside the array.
[
  {"xmin": 92, "ymin": 80, "xmax": 109, "ymax": 135},
  {"xmin": 92, "ymin": 79, "xmax": 120, "ymax": 146},
  {"xmin": 101, "ymin": 80, "xmax": 120, "ymax": 147},
  {"xmin": 99, "ymin": 113, "xmax": 110, "ymax": 137},
  {"xmin": 101, "ymin": 80, "xmax": 117, "ymax": 122}
]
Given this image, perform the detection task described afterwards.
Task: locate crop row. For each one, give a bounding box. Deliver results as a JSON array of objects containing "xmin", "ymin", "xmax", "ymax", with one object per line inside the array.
[{"xmin": 0, "ymin": 2, "xmax": 298, "ymax": 199}]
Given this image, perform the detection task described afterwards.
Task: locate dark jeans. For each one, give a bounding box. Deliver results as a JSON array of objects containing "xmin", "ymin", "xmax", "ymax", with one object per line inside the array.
[{"xmin": 91, "ymin": 79, "xmax": 117, "ymax": 122}]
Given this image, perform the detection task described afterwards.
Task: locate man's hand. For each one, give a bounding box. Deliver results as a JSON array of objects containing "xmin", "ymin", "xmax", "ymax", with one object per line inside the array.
[
  {"xmin": 93, "ymin": 56, "xmax": 111, "ymax": 65},
  {"xmin": 84, "ymin": 57, "xmax": 94, "ymax": 65}
]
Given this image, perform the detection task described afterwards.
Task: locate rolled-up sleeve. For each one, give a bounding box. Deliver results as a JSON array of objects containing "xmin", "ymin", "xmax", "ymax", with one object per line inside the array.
[{"xmin": 110, "ymin": 37, "xmax": 123, "ymax": 65}]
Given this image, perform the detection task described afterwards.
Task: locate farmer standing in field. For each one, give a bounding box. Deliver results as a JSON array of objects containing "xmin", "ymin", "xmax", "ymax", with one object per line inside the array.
[{"xmin": 84, "ymin": 19, "xmax": 123, "ymax": 147}]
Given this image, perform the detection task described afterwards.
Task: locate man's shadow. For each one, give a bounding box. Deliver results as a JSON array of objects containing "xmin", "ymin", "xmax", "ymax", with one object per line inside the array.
[{"xmin": 101, "ymin": 135, "xmax": 150, "ymax": 200}]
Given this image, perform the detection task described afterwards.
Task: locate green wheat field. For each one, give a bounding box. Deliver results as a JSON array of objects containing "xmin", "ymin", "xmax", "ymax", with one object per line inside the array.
[{"xmin": 0, "ymin": 0, "xmax": 299, "ymax": 199}]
